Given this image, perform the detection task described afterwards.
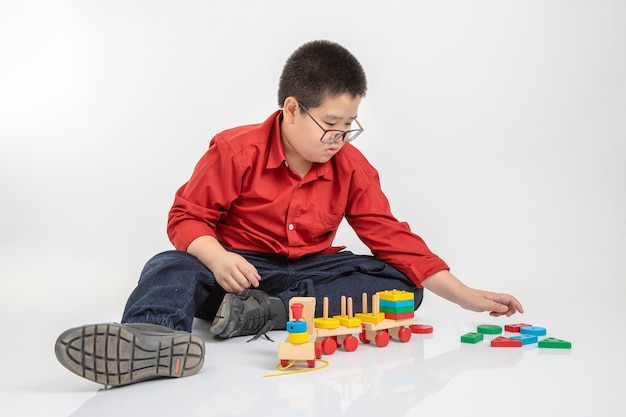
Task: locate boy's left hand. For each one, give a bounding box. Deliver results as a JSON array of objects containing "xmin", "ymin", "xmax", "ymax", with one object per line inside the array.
[
  {"xmin": 423, "ymin": 270, "xmax": 524, "ymax": 317},
  {"xmin": 458, "ymin": 287, "xmax": 524, "ymax": 317}
]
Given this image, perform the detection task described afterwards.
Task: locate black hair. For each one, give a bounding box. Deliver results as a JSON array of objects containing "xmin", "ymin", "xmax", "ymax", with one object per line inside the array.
[{"xmin": 277, "ymin": 40, "xmax": 367, "ymax": 108}]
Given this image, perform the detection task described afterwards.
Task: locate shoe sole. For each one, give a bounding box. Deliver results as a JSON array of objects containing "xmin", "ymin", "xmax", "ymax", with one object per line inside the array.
[
  {"xmin": 55, "ymin": 323, "xmax": 205, "ymax": 386},
  {"xmin": 210, "ymin": 294, "xmax": 235, "ymax": 336}
]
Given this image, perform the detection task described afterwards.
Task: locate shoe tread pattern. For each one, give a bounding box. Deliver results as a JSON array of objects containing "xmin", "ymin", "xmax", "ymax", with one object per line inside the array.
[{"xmin": 55, "ymin": 323, "xmax": 204, "ymax": 386}]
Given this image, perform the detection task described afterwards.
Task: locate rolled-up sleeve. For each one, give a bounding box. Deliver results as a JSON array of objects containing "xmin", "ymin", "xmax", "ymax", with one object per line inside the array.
[
  {"xmin": 344, "ymin": 156, "xmax": 449, "ymax": 286},
  {"xmin": 167, "ymin": 135, "xmax": 241, "ymax": 251}
]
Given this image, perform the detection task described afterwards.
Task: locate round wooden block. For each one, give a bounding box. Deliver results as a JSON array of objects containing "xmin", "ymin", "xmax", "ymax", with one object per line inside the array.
[
  {"xmin": 410, "ymin": 324, "xmax": 433, "ymax": 334},
  {"xmin": 288, "ymin": 331, "xmax": 309, "ymax": 344},
  {"xmin": 286, "ymin": 320, "xmax": 307, "ymax": 333},
  {"xmin": 477, "ymin": 324, "xmax": 503, "ymax": 334},
  {"xmin": 314, "ymin": 317, "xmax": 340, "ymax": 329}
]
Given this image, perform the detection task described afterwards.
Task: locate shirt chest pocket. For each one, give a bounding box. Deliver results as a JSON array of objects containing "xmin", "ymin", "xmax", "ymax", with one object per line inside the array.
[{"xmin": 307, "ymin": 212, "xmax": 344, "ymax": 240}]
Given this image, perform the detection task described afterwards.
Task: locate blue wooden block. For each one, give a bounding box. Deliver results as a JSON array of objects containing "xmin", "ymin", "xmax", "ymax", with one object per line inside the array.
[
  {"xmin": 510, "ymin": 334, "xmax": 538, "ymax": 345},
  {"xmin": 520, "ymin": 326, "xmax": 547, "ymax": 336},
  {"xmin": 286, "ymin": 320, "xmax": 307, "ymax": 333}
]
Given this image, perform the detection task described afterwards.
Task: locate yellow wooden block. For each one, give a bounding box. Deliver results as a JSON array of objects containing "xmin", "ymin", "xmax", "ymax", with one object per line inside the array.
[
  {"xmin": 314, "ymin": 317, "xmax": 340, "ymax": 329},
  {"xmin": 355, "ymin": 312, "xmax": 385, "ymax": 324},
  {"xmin": 377, "ymin": 290, "xmax": 414, "ymax": 302},
  {"xmin": 334, "ymin": 315, "xmax": 362, "ymax": 328},
  {"xmin": 288, "ymin": 331, "xmax": 309, "ymax": 344}
]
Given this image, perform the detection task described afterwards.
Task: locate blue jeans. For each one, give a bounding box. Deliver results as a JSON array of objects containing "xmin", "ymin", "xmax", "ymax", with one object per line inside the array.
[{"xmin": 122, "ymin": 250, "xmax": 423, "ymax": 332}]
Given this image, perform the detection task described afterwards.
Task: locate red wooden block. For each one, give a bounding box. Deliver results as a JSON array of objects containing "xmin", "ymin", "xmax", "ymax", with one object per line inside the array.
[
  {"xmin": 385, "ymin": 311, "xmax": 415, "ymax": 320},
  {"xmin": 491, "ymin": 336, "xmax": 522, "ymax": 347},
  {"xmin": 504, "ymin": 323, "xmax": 533, "ymax": 333}
]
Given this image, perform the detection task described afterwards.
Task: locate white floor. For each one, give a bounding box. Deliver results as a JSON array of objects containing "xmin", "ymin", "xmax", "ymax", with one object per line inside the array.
[{"xmin": 3, "ymin": 288, "xmax": 624, "ymax": 417}]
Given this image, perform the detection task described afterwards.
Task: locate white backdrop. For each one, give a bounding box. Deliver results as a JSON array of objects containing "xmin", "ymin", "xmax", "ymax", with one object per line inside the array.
[{"xmin": 1, "ymin": 1, "xmax": 625, "ymax": 326}]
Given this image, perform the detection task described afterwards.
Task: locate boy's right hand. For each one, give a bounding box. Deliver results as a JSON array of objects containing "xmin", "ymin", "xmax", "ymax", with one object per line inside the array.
[
  {"xmin": 187, "ymin": 235, "xmax": 261, "ymax": 293},
  {"xmin": 210, "ymin": 251, "xmax": 261, "ymax": 293}
]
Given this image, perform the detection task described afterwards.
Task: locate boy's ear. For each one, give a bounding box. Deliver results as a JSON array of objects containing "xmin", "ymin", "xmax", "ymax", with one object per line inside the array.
[{"xmin": 282, "ymin": 97, "xmax": 299, "ymax": 124}]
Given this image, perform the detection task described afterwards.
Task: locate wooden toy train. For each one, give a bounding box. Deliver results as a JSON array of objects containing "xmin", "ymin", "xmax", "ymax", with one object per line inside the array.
[{"xmin": 277, "ymin": 290, "xmax": 419, "ymax": 368}]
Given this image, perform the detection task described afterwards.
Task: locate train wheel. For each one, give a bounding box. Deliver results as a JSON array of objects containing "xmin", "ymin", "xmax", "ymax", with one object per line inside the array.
[
  {"xmin": 332, "ymin": 335, "xmax": 340, "ymax": 347},
  {"xmin": 315, "ymin": 342, "xmax": 322, "ymax": 359},
  {"xmin": 375, "ymin": 330, "xmax": 390, "ymax": 347},
  {"xmin": 343, "ymin": 335, "xmax": 358, "ymax": 352},
  {"xmin": 398, "ymin": 326, "xmax": 412, "ymax": 342},
  {"xmin": 359, "ymin": 330, "xmax": 370, "ymax": 344},
  {"xmin": 307, "ymin": 360, "xmax": 316, "ymax": 368},
  {"xmin": 280, "ymin": 360, "xmax": 289, "ymax": 367},
  {"xmin": 322, "ymin": 338, "xmax": 337, "ymax": 355}
]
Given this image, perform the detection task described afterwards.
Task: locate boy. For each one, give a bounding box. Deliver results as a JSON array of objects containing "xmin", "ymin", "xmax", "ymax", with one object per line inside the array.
[{"xmin": 55, "ymin": 40, "xmax": 523, "ymax": 387}]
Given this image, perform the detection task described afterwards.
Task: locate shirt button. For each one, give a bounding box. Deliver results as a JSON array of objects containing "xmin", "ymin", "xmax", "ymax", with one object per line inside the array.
[{"xmin": 288, "ymin": 224, "xmax": 294, "ymax": 231}]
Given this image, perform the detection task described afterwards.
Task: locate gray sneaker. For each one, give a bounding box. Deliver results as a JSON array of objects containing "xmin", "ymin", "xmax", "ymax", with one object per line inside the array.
[
  {"xmin": 55, "ymin": 322, "xmax": 205, "ymax": 387},
  {"xmin": 210, "ymin": 289, "xmax": 275, "ymax": 341}
]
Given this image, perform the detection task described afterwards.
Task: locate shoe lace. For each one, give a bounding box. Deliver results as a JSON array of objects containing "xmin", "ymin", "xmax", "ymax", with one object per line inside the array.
[
  {"xmin": 247, "ymin": 320, "xmax": 274, "ymax": 343},
  {"xmin": 242, "ymin": 290, "xmax": 275, "ymax": 343}
]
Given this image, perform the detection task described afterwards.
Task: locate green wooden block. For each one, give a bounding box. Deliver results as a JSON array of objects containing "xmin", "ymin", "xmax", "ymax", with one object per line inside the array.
[
  {"xmin": 538, "ymin": 337, "xmax": 572, "ymax": 349},
  {"xmin": 477, "ymin": 324, "xmax": 503, "ymax": 335},
  {"xmin": 461, "ymin": 332, "xmax": 484, "ymax": 344},
  {"xmin": 380, "ymin": 304, "xmax": 414, "ymax": 314}
]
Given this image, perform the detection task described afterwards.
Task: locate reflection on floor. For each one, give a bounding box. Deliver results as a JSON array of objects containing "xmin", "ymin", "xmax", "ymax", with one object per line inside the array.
[{"xmin": 5, "ymin": 293, "xmax": 622, "ymax": 417}]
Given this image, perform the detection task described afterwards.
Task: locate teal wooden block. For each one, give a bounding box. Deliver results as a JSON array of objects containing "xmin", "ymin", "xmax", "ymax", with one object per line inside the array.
[
  {"xmin": 510, "ymin": 334, "xmax": 538, "ymax": 345},
  {"xmin": 520, "ymin": 326, "xmax": 547, "ymax": 336},
  {"xmin": 379, "ymin": 299, "xmax": 414, "ymax": 309}
]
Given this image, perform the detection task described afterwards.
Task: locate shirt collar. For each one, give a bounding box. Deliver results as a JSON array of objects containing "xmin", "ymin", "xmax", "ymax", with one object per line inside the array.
[
  {"xmin": 265, "ymin": 110, "xmax": 334, "ymax": 181},
  {"xmin": 266, "ymin": 110, "xmax": 288, "ymax": 169}
]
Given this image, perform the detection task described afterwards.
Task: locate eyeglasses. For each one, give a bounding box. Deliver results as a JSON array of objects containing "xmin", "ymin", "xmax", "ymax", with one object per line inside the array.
[{"xmin": 299, "ymin": 102, "xmax": 364, "ymax": 144}]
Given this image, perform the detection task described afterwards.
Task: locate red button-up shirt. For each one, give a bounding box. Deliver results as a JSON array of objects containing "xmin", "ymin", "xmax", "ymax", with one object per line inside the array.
[{"xmin": 167, "ymin": 110, "xmax": 449, "ymax": 286}]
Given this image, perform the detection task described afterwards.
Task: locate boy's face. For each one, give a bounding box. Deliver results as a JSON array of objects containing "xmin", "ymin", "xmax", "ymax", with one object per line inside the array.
[{"xmin": 282, "ymin": 93, "xmax": 361, "ymax": 169}]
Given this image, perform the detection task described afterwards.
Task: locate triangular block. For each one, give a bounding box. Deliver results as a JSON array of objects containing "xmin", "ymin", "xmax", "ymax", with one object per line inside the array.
[
  {"xmin": 491, "ymin": 336, "xmax": 522, "ymax": 347},
  {"xmin": 509, "ymin": 334, "xmax": 538, "ymax": 345},
  {"xmin": 538, "ymin": 337, "xmax": 572, "ymax": 349}
]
